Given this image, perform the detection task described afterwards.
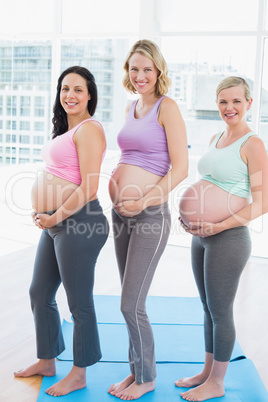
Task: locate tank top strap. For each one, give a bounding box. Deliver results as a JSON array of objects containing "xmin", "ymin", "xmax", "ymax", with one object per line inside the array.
[
  {"xmin": 154, "ymin": 95, "xmax": 166, "ymax": 108},
  {"xmin": 129, "ymin": 99, "xmax": 138, "ymax": 117},
  {"xmin": 237, "ymin": 131, "xmax": 256, "ymax": 149},
  {"xmin": 151, "ymin": 95, "xmax": 165, "ymax": 114},
  {"xmin": 212, "ymin": 132, "xmax": 223, "ymax": 146},
  {"xmin": 71, "ymin": 118, "xmax": 105, "ymax": 135},
  {"xmin": 68, "ymin": 118, "xmax": 93, "ymax": 135},
  {"xmin": 213, "ymin": 131, "xmax": 256, "ymax": 149},
  {"xmin": 130, "ymin": 96, "xmax": 166, "ymax": 119}
]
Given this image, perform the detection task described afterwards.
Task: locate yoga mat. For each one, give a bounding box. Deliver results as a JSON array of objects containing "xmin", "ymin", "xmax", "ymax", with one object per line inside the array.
[
  {"xmin": 37, "ymin": 359, "xmax": 268, "ymax": 401},
  {"xmin": 57, "ymin": 320, "xmax": 245, "ymax": 363},
  {"xmin": 94, "ymin": 295, "xmax": 203, "ymax": 325}
]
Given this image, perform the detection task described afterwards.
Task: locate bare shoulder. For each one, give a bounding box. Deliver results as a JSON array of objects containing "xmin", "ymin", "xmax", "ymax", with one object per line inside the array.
[
  {"xmin": 78, "ymin": 120, "xmax": 103, "ymax": 135},
  {"xmin": 158, "ymin": 97, "xmax": 182, "ymax": 123},
  {"xmin": 242, "ymin": 135, "xmax": 268, "ymax": 166},
  {"xmin": 244, "ymin": 135, "xmax": 266, "ymax": 152},
  {"xmin": 74, "ymin": 120, "xmax": 105, "ymax": 146},
  {"xmin": 160, "ymin": 96, "xmax": 179, "ymax": 110}
]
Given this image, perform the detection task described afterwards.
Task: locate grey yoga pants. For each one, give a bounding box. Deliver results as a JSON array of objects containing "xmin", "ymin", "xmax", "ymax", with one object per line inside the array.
[
  {"xmin": 191, "ymin": 226, "xmax": 251, "ymax": 362},
  {"xmin": 29, "ymin": 199, "xmax": 109, "ymax": 367},
  {"xmin": 112, "ymin": 203, "xmax": 171, "ymax": 384}
]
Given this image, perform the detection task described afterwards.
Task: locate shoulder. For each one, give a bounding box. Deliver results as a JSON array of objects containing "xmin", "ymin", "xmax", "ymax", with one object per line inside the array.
[
  {"xmin": 241, "ymin": 134, "xmax": 267, "ymax": 164},
  {"xmin": 74, "ymin": 120, "xmax": 105, "ymax": 145},
  {"xmin": 243, "ymin": 134, "xmax": 265, "ymax": 149},
  {"xmin": 77, "ymin": 119, "xmax": 103, "ymax": 134},
  {"xmin": 158, "ymin": 97, "xmax": 182, "ymax": 122},
  {"xmin": 242, "ymin": 135, "xmax": 266, "ymax": 154},
  {"xmin": 159, "ymin": 96, "xmax": 178, "ymax": 110}
]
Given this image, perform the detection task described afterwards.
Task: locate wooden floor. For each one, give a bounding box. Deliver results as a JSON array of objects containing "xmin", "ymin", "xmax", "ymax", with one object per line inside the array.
[{"xmin": 0, "ymin": 235, "xmax": 268, "ymax": 402}]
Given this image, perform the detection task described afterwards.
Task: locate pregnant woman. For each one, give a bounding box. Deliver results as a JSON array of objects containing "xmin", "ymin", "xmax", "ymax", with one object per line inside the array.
[
  {"xmin": 177, "ymin": 76, "xmax": 268, "ymax": 401},
  {"xmin": 108, "ymin": 39, "xmax": 188, "ymax": 400},
  {"xmin": 14, "ymin": 66, "xmax": 109, "ymax": 397}
]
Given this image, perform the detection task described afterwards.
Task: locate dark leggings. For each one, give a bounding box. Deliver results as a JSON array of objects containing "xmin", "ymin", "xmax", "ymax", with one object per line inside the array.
[
  {"xmin": 191, "ymin": 226, "xmax": 251, "ymax": 362},
  {"xmin": 29, "ymin": 199, "xmax": 109, "ymax": 367},
  {"xmin": 112, "ymin": 203, "xmax": 171, "ymax": 384}
]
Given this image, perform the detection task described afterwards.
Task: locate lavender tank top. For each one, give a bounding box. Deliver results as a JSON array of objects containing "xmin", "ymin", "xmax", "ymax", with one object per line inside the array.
[{"xmin": 117, "ymin": 96, "xmax": 171, "ymax": 176}]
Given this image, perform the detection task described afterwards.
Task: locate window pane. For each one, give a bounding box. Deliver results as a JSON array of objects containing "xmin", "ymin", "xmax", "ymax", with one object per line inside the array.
[
  {"xmin": 0, "ymin": 39, "xmax": 51, "ymax": 165},
  {"xmin": 159, "ymin": 0, "xmax": 258, "ymax": 31},
  {"xmin": 61, "ymin": 38, "xmax": 130, "ymax": 149},
  {"xmin": 260, "ymin": 37, "xmax": 268, "ymax": 147},
  {"xmin": 2, "ymin": 0, "xmax": 54, "ymax": 34},
  {"xmin": 162, "ymin": 36, "xmax": 256, "ymax": 159},
  {"xmin": 62, "ymin": 0, "xmax": 140, "ymax": 34}
]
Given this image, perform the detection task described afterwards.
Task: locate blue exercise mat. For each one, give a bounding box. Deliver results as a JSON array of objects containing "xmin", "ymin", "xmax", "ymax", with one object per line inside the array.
[
  {"xmin": 37, "ymin": 359, "xmax": 268, "ymax": 401},
  {"xmin": 94, "ymin": 295, "xmax": 203, "ymax": 325},
  {"xmin": 57, "ymin": 320, "xmax": 245, "ymax": 363}
]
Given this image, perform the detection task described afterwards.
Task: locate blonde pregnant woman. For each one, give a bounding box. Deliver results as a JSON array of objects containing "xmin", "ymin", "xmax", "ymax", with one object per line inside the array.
[
  {"xmin": 177, "ymin": 76, "xmax": 268, "ymax": 401},
  {"xmin": 107, "ymin": 40, "xmax": 188, "ymax": 400},
  {"xmin": 14, "ymin": 66, "xmax": 109, "ymax": 397}
]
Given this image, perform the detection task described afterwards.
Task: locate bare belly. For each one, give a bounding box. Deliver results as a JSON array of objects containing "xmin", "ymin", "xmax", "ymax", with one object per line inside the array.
[
  {"xmin": 109, "ymin": 164, "xmax": 167, "ymax": 205},
  {"xmin": 31, "ymin": 171, "xmax": 79, "ymax": 213},
  {"xmin": 179, "ymin": 179, "xmax": 249, "ymax": 226}
]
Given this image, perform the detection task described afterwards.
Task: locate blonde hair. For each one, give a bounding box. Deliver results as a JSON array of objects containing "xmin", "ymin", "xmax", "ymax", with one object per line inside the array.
[
  {"xmin": 216, "ymin": 76, "xmax": 251, "ymax": 101},
  {"xmin": 123, "ymin": 39, "xmax": 171, "ymax": 96}
]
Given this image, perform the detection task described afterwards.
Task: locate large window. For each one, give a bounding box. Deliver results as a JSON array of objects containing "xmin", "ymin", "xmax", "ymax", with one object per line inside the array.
[{"xmin": 1, "ymin": 0, "xmax": 268, "ymax": 256}]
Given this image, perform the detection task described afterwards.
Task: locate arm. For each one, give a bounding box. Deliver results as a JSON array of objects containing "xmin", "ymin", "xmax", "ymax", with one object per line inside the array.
[
  {"xmin": 116, "ymin": 97, "xmax": 188, "ymax": 216},
  {"xmin": 187, "ymin": 136, "xmax": 268, "ymax": 237},
  {"xmin": 37, "ymin": 121, "xmax": 106, "ymax": 228}
]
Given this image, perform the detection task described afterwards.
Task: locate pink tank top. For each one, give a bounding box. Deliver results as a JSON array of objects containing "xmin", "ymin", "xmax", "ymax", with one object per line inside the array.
[
  {"xmin": 42, "ymin": 118, "xmax": 105, "ymax": 185},
  {"xmin": 117, "ymin": 96, "xmax": 171, "ymax": 176}
]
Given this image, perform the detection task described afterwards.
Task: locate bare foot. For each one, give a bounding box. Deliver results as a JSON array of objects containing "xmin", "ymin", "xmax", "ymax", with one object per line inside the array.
[
  {"xmin": 115, "ymin": 380, "xmax": 155, "ymax": 400},
  {"xmin": 180, "ymin": 379, "xmax": 225, "ymax": 401},
  {"xmin": 175, "ymin": 372, "xmax": 208, "ymax": 388},
  {"xmin": 108, "ymin": 374, "xmax": 135, "ymax": 395},
  {"xmin": 45, "ymin": 366, "xmax": 86, "ymax": 397},
  {"xmin": 14, "ymin": 359, "xmax": 56, "ymax": 378}
]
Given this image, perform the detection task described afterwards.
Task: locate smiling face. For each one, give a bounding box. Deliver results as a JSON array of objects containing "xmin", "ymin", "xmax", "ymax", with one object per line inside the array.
[
  {"xmin": 216, "ymin": 84, "xmax": 252, "ymax": 126},
  {"xmin": 128, "ymin": 52, "xmax": 159, "ymax": 96},
  {"xmin": 60, "ymin": 73, "xmax": 91, "ymax": 117}
]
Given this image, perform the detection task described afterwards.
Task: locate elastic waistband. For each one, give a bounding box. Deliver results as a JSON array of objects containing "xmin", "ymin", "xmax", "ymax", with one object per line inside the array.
[
  {"xmin": 113, "ymin": 202, "xmax": 170, "ymax": 218},
  {"xmin": 199, "ymin": 225, "xmax": 250, "ymax": 241},
  {"xmin": 45, "ymin": 198, "xmax": 103, "ymax": 219}
]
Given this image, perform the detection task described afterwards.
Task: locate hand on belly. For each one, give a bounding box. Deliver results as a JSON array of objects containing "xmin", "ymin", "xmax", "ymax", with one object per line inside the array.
[{"xmin": 179, "ymin": 180, "xmax": 248, "ymax": 227}]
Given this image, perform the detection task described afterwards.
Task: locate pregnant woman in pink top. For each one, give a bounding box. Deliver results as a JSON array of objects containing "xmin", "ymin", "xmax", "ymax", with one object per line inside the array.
[
  {"xmin": 108, "ymin": 39, "xmax": 188, "ymax": 400},
  {"xmin": 14, "ymin": 66, "xmax": 109, "ymax": 397}
]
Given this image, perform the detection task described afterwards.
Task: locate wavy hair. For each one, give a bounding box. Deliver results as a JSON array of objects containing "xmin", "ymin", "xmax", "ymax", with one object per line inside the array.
[
  {"xmin": 52, "ymin": 66, "xmax": 97, "ymax": 138},
  {"xmin": 122, "ymin": 39, "xmax": 171, "ymax": 96},
  {"xmin": 216, "ymin": 76, "xmax": 251, "ymax": 101}
]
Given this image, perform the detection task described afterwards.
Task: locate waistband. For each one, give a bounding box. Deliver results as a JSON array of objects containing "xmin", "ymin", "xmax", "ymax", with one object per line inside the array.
[
  {"xmin": 45, "ymin": 198, "xmax": 103, "ymax": 220},
  {"xmin": 197, "ymin": 225, "xmax": 250, "ymax": 241},
  {"xmin": 113, "ymin": 202, "xmax": 170, "ymax": 219}
]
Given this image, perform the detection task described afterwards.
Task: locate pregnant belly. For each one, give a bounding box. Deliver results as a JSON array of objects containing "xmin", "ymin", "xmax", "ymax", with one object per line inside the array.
[
  {"xmin": 109, "ymin": 164, "xmax": 166, "ymax": 205},
  {"xmin": 179, "ymin": 179, "xmax": 249, "ymax": 226},
  {"xmin": 31, "ymin": 171, "xmax": 78, "ymax": 213}
]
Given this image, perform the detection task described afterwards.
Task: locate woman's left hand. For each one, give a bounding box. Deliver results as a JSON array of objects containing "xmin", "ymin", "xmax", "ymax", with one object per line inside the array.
[
  {"xmin": 33, "ymin": 213, "xmax": 55, "ymax": 229},
  {"xmin": 114, "ymin": 200, "xmax": 143, "ymax": 217}
]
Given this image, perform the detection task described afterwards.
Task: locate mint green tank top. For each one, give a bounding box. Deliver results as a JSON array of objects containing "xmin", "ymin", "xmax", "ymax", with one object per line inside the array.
[{"xmin": 197, "ymin": 131, "xmax": 256, "ymax": 199}]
